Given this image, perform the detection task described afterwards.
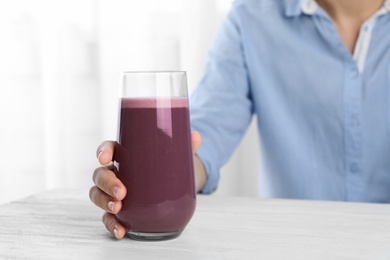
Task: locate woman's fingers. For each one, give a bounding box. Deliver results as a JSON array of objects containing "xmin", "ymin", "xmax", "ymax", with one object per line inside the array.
[
  {"xmin": 94, "ymin": 141, "xmax": 128, "ymax": 240},
  {"xmin": 89, "ymin": 186, "xmax": 123, "ymax": 214},
  {"xmin": 102, "ymin": 212, "xmax": 127, "ymax": 239},
  {"xmin": 92, "ymin": 166, "xmax": 127, "ymax": 200}
]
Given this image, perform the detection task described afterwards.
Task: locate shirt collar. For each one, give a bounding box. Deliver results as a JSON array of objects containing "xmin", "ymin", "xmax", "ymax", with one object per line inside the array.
[
  {"xmin": 284, "ymin": 0, "xmax": 390, "ymax": 17},
  {"xmin": 385, "ymin": 0, "xmax": 390, "ymax": 11},
  {"xmin": 378, "ymin": 0, "xmax": 390, "ymax": 15},
  {"xmin": 284, "ymin": 0, "xmax": 303, "ymax": 17}
]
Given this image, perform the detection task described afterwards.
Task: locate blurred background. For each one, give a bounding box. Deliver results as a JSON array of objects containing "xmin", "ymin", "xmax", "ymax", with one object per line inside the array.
[{"xmin": 0, "ymin": 0, "xmax": 260, "ymax": 205}]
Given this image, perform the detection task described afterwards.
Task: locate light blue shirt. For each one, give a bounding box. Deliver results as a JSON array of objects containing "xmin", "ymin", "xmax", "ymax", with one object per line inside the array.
[{"xmin": 189, "ymin": 0, "xmax": 390, "ymax": 202}]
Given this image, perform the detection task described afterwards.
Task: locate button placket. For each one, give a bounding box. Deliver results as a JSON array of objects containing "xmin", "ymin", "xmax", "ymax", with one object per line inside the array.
[
  {"xmin": 313, "ymin": 13, "xmax": 366, "ymax": 200},
  {"xmin": 344, "ymin": 63, "xmax": 363, "ymax": 200}
]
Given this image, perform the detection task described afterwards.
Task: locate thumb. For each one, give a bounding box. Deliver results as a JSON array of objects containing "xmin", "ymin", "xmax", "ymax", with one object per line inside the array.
[
  {"xmin": 191, "ymin": 131, "xmax": 202, "ymax": 154},
  {"xmin": 96, "ymin": 141, "xmax": 115, "ymax": 165}
]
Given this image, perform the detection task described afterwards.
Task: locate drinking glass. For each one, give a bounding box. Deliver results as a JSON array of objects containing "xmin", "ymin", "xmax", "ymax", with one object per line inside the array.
[{"xmin": 115, "ymin": 71, "xmax": 196, "ymax": 241}]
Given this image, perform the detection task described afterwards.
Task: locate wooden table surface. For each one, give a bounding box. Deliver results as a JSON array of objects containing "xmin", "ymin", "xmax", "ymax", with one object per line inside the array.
[{"xmin": 1, "ymin": 189, "xmax": 390, "ymax": 259}]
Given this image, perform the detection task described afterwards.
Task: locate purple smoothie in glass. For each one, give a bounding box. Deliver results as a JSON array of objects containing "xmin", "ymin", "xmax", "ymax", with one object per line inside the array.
[{"xmin": 115, "ymin": 97, "xmax": 196, "ymax": 237}]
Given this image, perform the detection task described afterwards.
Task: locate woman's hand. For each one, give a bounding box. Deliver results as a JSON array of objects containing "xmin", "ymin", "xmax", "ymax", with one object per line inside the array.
[{"xmin": 89, "ymin": 132, "xmax": 205, "ymax": 239}]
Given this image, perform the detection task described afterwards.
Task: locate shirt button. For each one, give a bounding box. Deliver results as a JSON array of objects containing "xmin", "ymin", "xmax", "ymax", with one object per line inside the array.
[
  {"xmin": 351, "ymin": 117, "xmax": 360, "ymax": 127},
  {"xmin": 350, "ymin": 68, "xmax": 358, "ymax": 78},
  {"xmin": 350, "ymin": 163, "xmax": 359, "ymax": 173}
]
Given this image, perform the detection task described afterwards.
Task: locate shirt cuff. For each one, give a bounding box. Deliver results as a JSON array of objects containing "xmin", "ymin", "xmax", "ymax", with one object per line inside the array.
[{"xmin": 196, "ymin": 144, "xmax": 220, "ymax": 194}]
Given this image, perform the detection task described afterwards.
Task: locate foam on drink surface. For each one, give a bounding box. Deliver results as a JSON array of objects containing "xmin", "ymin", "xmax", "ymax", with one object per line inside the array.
[{"xmin": 121, "ymin": 97, "xmax": 188, "ymax": 108}]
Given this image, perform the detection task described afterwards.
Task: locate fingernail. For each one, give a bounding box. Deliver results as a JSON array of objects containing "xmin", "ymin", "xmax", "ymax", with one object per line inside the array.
[
  {"xmin": 113, "ymin": 227, "xmax": 118, "ymax": 238},
  {"xmin": 108, "ymin": 201, "xmax": 114, "ymax": 212},
  {"xmin": 112, "ymin": 187, "xmax": 120, "ymax": 199},
  {"xmin": 98, "ymin": 150, "xmax": 103, "ymax": 159}
]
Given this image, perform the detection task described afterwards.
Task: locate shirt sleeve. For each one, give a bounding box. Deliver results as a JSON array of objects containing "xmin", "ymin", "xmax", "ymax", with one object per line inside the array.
[{"xmin": 189, "ymin": 4, "xmax": 253, "ymax": 194}]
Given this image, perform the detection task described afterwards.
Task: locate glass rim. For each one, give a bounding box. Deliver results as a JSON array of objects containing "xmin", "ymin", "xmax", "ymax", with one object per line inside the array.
[{"xmin": 122, "ymin": 71, "xmax": 186, "ymax": 75}]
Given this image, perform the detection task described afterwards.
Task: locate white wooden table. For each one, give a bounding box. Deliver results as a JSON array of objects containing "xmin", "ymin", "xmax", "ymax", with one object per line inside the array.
[{"xmin": 1, "ymin": 190, "xmax": 390, "ymax": 259}]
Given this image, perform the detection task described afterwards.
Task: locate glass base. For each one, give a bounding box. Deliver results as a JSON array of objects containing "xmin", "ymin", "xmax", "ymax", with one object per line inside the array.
[{"xmin": 127, "ymin": 230, "xmax": 182, "ymax": 241}]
